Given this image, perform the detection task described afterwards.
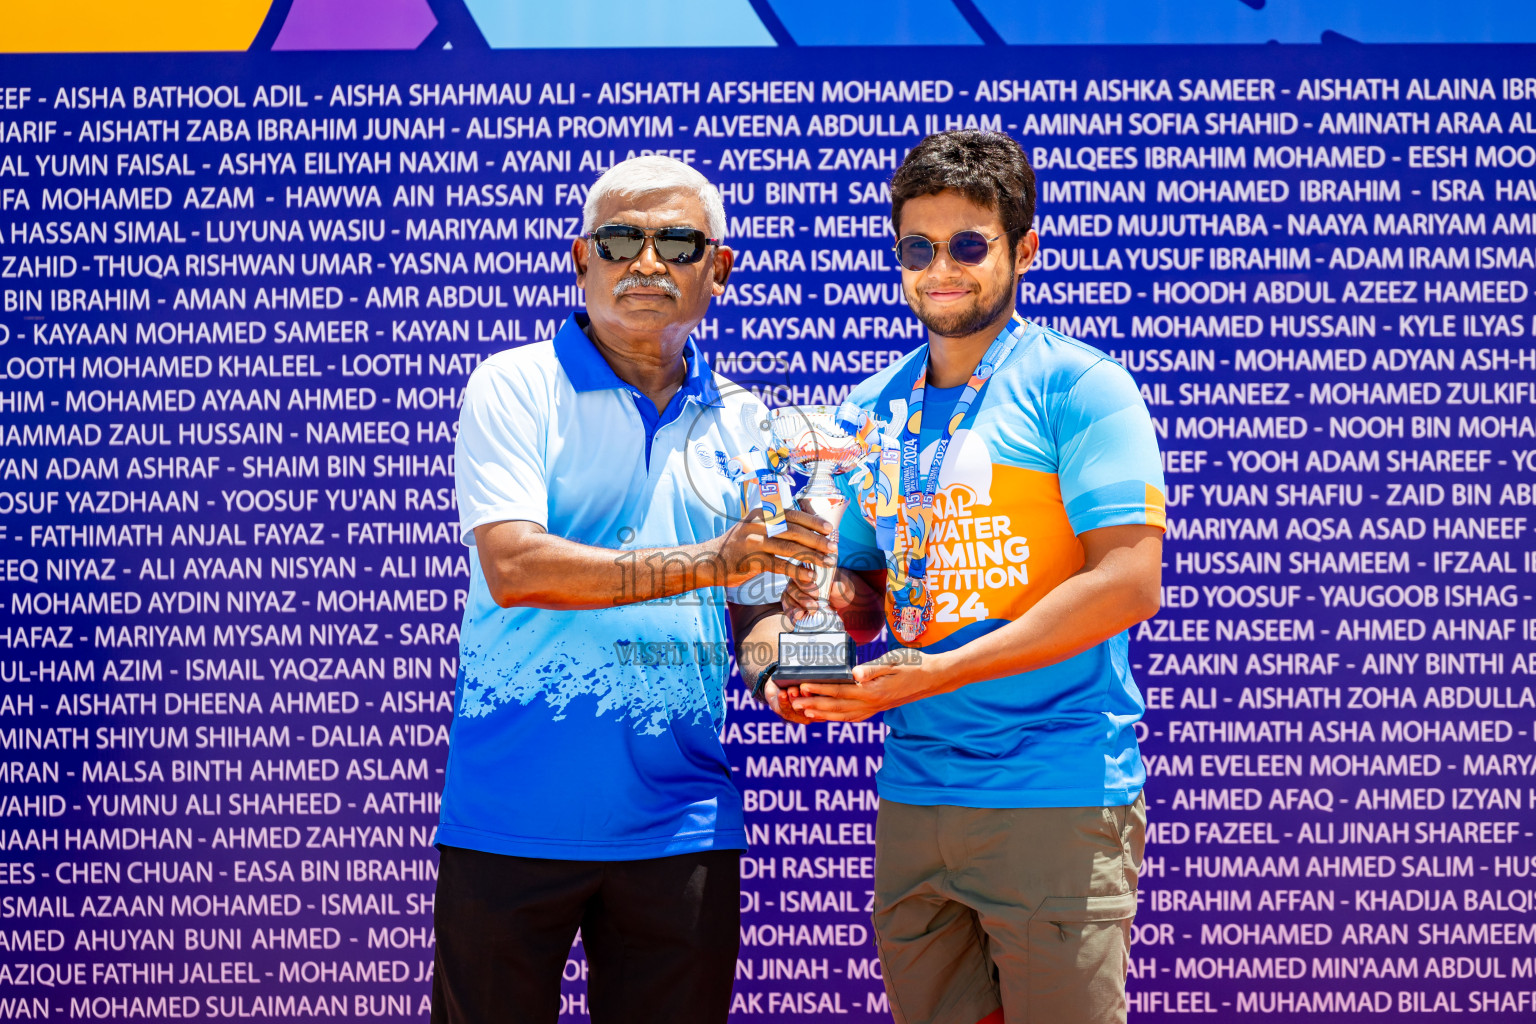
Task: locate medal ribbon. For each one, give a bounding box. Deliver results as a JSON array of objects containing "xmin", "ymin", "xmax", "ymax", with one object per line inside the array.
[
  {"xmin": 888, "ymin": 317, "xmax": 1027, "ymax": 641},
  {"xmin": 717, "ymin": 447, "xmax": 790, "ymax": 537}
]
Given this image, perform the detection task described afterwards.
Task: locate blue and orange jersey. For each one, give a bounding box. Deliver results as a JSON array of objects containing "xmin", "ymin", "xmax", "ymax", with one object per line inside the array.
[{"xmin": 837, "ymin": 318, "xmax": 1167, "ymax": 808}]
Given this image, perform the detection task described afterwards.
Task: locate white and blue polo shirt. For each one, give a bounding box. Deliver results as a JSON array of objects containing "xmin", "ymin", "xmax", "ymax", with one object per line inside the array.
[{"xmin": 439, "ymin": 312, "xmax": 781, "ymax": 860}]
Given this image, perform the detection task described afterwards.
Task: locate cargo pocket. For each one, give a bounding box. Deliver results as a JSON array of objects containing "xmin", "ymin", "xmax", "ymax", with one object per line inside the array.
[{"xmin": 1025, "ymin": 891, "xmax": 1136, "ymax": 1024}]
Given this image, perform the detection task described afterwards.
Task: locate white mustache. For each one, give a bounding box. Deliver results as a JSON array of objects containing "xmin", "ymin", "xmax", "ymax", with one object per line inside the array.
[{"xmin": 613, "ymin": 273, "xmax": 680, "ymax": 299}]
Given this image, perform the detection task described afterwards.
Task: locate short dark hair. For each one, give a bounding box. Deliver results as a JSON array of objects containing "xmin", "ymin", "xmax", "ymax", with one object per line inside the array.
[{"xmin": 889, "ymin": 130, "xmax": 1036, "ymax": 249}]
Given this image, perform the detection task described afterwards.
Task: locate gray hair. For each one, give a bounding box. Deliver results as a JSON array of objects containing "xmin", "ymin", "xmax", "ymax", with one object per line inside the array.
[{"xmin": 582, "ymin": 155, "xmax": 727, "ymax": 241}]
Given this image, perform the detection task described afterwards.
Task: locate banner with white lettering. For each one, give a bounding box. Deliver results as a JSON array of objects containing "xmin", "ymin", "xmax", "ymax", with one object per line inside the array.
[{"xmin": 0, "ymin": 9, "xmax": 1535, "ymax": 1020}]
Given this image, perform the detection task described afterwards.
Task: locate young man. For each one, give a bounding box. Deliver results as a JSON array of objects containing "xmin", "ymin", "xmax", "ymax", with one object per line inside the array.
[
  {"xmin": 435, "ymin": 155, "xmax": 832, "ymax": 1024},
  {"xmin": 770, "ymin": 130, "xmax": 1166, "ymax": 1024}
]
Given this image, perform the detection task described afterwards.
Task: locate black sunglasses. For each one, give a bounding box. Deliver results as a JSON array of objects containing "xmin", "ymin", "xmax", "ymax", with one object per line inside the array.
[
  {"xmin": 894, "ymin": 230, "xmax": 1002, "ymax": 272},
  {"xmin": 585, "ymin": 224, "xmax": 719, "ymax": 265}
]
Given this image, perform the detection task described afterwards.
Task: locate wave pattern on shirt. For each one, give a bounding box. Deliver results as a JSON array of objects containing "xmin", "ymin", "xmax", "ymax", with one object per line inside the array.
[{"xmin": 457, "ymin": 635, "xmax": 712, "ymax": 737}]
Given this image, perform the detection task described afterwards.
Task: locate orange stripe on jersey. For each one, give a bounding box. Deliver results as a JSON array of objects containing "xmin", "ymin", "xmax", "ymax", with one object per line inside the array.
[
  {"xmin": 867, "ymin": 464, "xmax": 1085, "ymax": 649},
  {"xmin": 1145, "ymin": 483, "xmax": 1168, "ymax": 530}
]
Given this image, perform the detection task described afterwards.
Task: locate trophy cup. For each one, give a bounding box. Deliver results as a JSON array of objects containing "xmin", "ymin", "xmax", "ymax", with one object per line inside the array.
[{"xmin": 769, "ymin": 405, "xmax": 875, "ymax": 684}]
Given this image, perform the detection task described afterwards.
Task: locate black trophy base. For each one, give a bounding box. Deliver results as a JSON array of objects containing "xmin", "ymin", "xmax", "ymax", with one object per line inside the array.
[{"xmin": 776, "ymin": 631, "xmax": 856, "ymax": 684}]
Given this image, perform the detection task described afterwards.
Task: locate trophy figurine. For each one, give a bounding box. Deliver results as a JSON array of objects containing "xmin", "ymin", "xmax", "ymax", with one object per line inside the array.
[{"xmin": 768, "ymin": 405, "xmax": 877, "ymax": 684}]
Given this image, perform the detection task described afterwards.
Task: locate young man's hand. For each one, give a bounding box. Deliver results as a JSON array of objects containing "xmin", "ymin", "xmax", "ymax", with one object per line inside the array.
[
  {"xmin": 781, "ymin": 565, "xmax": 889, "ymax": 644},
  {"xmin": 779, "ymin": 566, "xmax": 861, "ymax": 621},
  {"xmin": 790, "ymin": 649, "xmax": 949, "ymax": 722},
  {"xmin": 762, "ymin": 679, "xmax": 813, "ymax": 724}
]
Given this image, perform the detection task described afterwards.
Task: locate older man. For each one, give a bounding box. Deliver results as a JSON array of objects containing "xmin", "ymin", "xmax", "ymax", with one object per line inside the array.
[{"xmin": 432, "ymin": 155, "xmax": 832, "ymax": 1024}]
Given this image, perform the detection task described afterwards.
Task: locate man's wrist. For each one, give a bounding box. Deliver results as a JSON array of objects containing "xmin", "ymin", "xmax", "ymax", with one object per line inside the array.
[
  {"xmin": 750, "ymin": 661, "xmax": 779, "ymax": 704},
  {"xmin": 693, "ymin": 535, "xmax": 730, "ymax": 589},
  {"xmin": 920, "ymin": 648, "xmax": 963, "ymax": 694},
  {"xmin": 924, "ymin": 641, "xmax": 1011, "ymax": 695}
]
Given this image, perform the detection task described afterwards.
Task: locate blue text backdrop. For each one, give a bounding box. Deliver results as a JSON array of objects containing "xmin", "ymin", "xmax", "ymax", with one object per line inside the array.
[{"xmin": 0, "ymin": 42, "xmax": 1533, "ymax": 1022}]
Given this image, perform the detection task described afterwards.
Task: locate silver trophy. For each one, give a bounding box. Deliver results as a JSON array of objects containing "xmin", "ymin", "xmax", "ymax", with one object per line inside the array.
[{"xmin": 769, "ymin": 405, "xmax": 874, "ymax": 684}]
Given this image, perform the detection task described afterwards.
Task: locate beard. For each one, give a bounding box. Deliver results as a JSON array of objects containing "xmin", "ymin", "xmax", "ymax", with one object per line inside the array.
[{"xmin": 906, "ymin": 267, "xmax": 1016, "ymax": 339}]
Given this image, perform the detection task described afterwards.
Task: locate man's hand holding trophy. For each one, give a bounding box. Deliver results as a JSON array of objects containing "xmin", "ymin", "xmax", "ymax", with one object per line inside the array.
[
  {"xmin": 719, "ymin": 403, "xmax": 893, "ymax": 697},
  {"xmin": 766, "ymin": 404, "xmax": 884, "ymax": 684}
]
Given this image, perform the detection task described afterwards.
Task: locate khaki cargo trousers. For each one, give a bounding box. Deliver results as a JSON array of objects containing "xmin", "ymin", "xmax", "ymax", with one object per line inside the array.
[{"xmin": 872, "ymin": 795, "xmax": 1146, "ymax": 1024}]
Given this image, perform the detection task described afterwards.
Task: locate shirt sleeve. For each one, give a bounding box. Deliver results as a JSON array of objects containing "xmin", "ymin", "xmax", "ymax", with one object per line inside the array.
[
  {"xmin": 1055, "ymin": 359, "xmax": 1167, "ymax": 535},
  {"xmin": 455, "ymin": 359, "xmax": 550, "ymax": 546}
]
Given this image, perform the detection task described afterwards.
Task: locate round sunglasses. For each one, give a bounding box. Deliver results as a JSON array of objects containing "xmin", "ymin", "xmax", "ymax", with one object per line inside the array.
[
  {"xmin": 584, "ymin": 224, "xmax": 719, "ymax": 265},
  {"xmin": 894, "ymin": 230, "xmax": 1002, "ymax": 272}
]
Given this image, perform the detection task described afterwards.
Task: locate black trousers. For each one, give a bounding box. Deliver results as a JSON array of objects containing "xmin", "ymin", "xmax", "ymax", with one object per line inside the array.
[{"xmin": 431, "ymin": 845, "xmax": 740, "ymax": 1024}]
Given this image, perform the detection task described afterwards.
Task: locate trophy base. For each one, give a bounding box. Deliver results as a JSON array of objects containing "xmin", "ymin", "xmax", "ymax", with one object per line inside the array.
[{"xmin": 776, "ymin": 631, "xmax": 856, "ymax": 684}]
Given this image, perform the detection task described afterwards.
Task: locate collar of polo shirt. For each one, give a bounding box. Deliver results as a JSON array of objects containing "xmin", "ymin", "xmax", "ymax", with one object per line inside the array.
[{"xmin": 554, "ymin": 312, "xmax": 722, "ymax": 407}]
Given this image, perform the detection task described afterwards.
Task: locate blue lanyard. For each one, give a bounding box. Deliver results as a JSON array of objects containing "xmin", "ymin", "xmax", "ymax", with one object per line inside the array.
[
  {"xmin": 898, "ymin": 316, "xmax": 1025, "ymax": 520},
  {"xmin": 886, "ymin": 316, "xmax": 1025, "ymax": 640}
]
